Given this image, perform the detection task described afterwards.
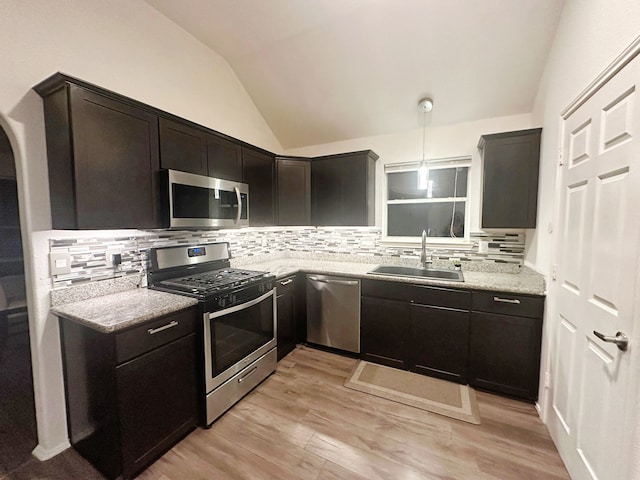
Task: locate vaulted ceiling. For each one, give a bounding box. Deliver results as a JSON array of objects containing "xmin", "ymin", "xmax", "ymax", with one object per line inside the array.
[{"xmin": 145, "ymin": 0, "xmax": 565, "ymax": 149}]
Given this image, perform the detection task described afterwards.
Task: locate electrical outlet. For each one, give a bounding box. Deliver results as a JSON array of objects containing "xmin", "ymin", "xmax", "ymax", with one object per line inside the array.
[
  {"xmin": 105, "ymin": 247, "xmax": 123, "ymax": 267},
  {"xmin": 49, "ymin": 252, "xmax": 71, "ymax": 275}
]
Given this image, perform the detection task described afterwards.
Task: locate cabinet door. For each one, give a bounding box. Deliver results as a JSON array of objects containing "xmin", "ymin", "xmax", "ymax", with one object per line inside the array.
[
  {"xmin": 159, "ymin": 118, "xmax": 208, "ymax": 175},
  {"xmin": 481, "ymin": 129, "xmax": 541, "ymax": 228},
  {"xmin": 116, "ymin": 333, "xmax": 197, "ymax": 478},
  {"xmin": 276, "ymin": 276, "xmax": 297, "ymax": 360},
  {"xmin": 70, "ymin": 86, "xmax": 160, "ymax": 229},
  {"xmin": 311, "ymin": 158, "xmax": 341, "ymax": 225},
  {"xmin": 410, "ymin": 305, "xmax": 469, "ymax": 384},
  {"xmin": 361, "ymin": 297, "xmax": 410, "ymax": 370},
  {"xmin": 468, "ymin": 311, "xmax": 542, "ymax": 400},
  {"xmin": 311, "ymin": 151, "xmax": 376, "ymax": 226},
  {"xmin": 207, "ymin": 134, "xmax": 242, "ymax": 181},
  {"xmin": 242, "ymin": 147, "xmax": 275, "ymax": 226},
  {"xmin": 276, "ymin": 158, "xmax": 310, "ymax": 225}
]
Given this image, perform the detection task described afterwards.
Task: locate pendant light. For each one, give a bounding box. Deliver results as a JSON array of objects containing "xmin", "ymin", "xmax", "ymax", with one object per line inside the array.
[{"xmin": 417, "ymin": 97, "xmax": 433, "ymax": 190}]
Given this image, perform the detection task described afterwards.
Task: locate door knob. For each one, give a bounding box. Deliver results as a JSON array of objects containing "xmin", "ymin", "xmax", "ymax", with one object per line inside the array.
[{"xmin": 593, "ymin": 330, "xmax": 629, "ymax": 351}]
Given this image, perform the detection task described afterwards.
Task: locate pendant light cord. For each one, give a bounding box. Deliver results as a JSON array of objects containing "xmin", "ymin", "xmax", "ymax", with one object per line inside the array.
[{"xmin": 422, "ymin": 109, "xmax": 426, "ymax": 163}]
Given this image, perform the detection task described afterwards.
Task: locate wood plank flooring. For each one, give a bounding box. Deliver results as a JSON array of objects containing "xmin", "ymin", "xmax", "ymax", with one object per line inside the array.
[{"xmin": 139, "ymin": 346, "xmax": 570, "ymax": 480}]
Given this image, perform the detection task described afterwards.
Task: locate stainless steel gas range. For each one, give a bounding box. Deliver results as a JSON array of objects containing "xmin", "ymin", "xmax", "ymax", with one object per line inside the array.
[{"xmin": 147, "ymin": 242, "xmax": 276, "ymax": 426}]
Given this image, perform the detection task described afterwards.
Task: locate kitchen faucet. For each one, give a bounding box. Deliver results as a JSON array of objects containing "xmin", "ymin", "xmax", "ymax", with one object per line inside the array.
[{"xmin": 420, "ymin": 229, "xmax": 432, "ymax": 269}]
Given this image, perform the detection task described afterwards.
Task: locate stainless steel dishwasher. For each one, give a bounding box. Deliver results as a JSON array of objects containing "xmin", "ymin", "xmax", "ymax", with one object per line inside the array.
[{"xmin": 306, "ymin": 274, "xmax": 360, "ymax": 353}]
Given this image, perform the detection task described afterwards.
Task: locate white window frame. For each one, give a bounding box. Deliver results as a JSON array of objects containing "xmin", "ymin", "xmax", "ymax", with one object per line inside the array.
[{"xmin": 382, "ymin": 156, "xmax": 472, "ymax": 247}]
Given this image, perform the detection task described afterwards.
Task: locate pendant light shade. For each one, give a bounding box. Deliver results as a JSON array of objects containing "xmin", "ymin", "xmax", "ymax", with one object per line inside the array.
[{"xmin": 417, "ymin": 97, "xmax": 433, "ymax": 190}]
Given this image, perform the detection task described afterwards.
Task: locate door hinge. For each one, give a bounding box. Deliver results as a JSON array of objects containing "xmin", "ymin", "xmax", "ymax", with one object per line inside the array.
[
  {"xmin": 551, "ymin": 264, "xmax": 557, "ymax": 281},
  {"xmin": 544, "ymin": 371, "xmax": 551, "ymax": 389},
  {"xmin": 558, "ymin": 147, "xmax": 564, "ymax": 166}
]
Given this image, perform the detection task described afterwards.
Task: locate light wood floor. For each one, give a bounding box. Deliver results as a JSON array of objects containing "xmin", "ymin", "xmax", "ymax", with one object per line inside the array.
[{"xmin": 139, "ymin": 346, "xmax": 570, "ymax": 480}]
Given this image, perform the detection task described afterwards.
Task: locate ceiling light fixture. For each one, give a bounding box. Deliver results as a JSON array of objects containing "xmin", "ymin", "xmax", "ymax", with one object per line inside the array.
[{"xmin": 417, "ymin": 97, "xmax": 433, "ymax": 190}]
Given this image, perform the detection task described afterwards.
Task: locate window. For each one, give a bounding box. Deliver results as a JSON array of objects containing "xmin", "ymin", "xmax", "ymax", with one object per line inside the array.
[{"xmin": 384, "ymin": 157, "xmax": 471, "ymax": 242}]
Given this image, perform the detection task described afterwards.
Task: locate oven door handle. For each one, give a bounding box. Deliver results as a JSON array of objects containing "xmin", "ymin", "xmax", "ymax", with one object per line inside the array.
[
  {"xmin": 207, "ymin": 288, "xmax": 274, "ymax": 320},
  {"xmin": 234, "ymin": 186, "xmax": 242, "ymax": 224}
]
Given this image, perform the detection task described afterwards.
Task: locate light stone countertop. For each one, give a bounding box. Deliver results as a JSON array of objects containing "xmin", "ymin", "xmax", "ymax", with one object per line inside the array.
[
  {"xmin": 233, "ymin": 258, "xmax": 546, "ymax": 296},
  {"xmin": 50, "ymin": 255, "xmax": 545, "ymax": 334},
  {"xmin": 50, "ymin": 288, "xmax": 198, "ymax": 334}
]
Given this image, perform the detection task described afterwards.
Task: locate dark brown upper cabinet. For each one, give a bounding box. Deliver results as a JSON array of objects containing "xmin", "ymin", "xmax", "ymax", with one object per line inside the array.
[
  {"xmin": 35, "ymin": 75, "xmax": 161, "ymax": 230},
  {"xmin": 159, "ymin": 118, "xmax": 207, "ymax": 175},
  {"xmin": 242, "ymin": 147, "xmax": 275, "ymax": 226},
  {"xmin": 158, "ymin": 119, "xmax": 242, "ymax": 182},
  {"xmin": 276, "ymin": 157, "xmax": 311, "ymax": 226},
  {"xmin": 311, "ymin": 150, "xmax": 378, "ymax": 226},
  {"xmin": 479, "ymin": 128, "xmax": 541, "ymax": 229},
  {"xmin": 207, "ymin": 134, "xmax": 242, "ymax": 182}
]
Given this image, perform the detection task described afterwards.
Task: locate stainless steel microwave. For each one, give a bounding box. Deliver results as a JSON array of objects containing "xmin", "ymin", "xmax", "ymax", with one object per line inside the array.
[{"xmin": 162, "ymin": 169, "xmax": 249, "ymax": 229}]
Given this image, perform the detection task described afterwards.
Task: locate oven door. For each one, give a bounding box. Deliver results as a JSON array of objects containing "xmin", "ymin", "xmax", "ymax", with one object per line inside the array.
[{"xmin": 203, "ymin": 289, "xmax": 276, "ymax": 393}]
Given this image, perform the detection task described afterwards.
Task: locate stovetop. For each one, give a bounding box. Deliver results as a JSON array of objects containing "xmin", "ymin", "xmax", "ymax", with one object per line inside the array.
[{"xmin": 154, "ymin": 267, "xmax": 269, "ymax": 298}]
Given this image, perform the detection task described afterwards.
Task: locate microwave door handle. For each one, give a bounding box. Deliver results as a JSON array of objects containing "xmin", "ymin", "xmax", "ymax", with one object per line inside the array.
[{"xmin": 234, "ymin": 186, "xmax": 241, "ymax": 224}]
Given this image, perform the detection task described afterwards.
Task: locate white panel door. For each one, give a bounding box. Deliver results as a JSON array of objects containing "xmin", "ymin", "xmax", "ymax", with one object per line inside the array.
[{"xmin": 549, "ymin": 54, "xmax": 640, "ymax": 480}]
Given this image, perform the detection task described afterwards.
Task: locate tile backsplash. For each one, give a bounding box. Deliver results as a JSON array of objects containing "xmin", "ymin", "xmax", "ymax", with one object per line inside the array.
[{"xmin": 49, "ymin": 227, "xmax": 525, "ymax": 289}]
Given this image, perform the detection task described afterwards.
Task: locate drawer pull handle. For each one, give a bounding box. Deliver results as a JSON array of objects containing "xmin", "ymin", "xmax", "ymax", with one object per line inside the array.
[
  {"xmin": 493, "ymin": 296, "xmax": 520, "ymax": 305},
  {"xmin": 238, "ymin": 367, "xmax": 258, "ymax": 383},
  {"xmin": 147, "ymin": 320, "xmax": 178, "ymax": 335},
  {"xmin": 280, "ymin": 279, "xmax": 293, "ymax": 286}
]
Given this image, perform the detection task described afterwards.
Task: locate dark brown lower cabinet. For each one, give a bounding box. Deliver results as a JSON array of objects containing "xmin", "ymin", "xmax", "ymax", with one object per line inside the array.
[
  {"xmin": 276, "ymin": 275, "xmax": 298, "ymax": 360},
  {"xmin": 468, "ymin": 292, "xmax": 544, "ymax": 401},
  {"xmin": 411, "ymin": 304, "xmax": 469, "ymax": 384},
  {"xmin": 361, "ymin": 296, "xmax": 410, "ymax": 370},
  {"xmin": 361, "ymin": 279, "xmax": 544, "ymax": 400},
  {"xmin": 117, "ymin": 335, "xmax": 197, "ymax": 476},
  {"xmin": 59, "ymin": 308, "xmax": 199, "ymax": 480},
  {"xmin": 360, "ymin": 279, "xmax": 470, "ymax": 383}
]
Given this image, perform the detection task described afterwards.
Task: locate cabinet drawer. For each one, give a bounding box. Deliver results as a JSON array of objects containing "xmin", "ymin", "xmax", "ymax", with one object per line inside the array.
[
  {"xmin": 362, "ymin": 279, "xmax": 470, "ymax": 310},
  {"xmin": 115, "ymin": 308, "xmax": 198, "ymax": 364},
  {"xmin": 276, "ymin": 275, "xmax": 296, "ymax": 296},
  {"xmin": 471, "ymin": 291, "xmax": 544, "ymax": 318}
]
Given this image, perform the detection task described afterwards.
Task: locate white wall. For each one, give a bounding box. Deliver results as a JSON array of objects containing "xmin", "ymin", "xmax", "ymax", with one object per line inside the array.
[
  {"xmin": 284, "ymin": 114, "xmax": 534, "ymax": 234},
  {"xmin": 0, "ymin": 0, "xmax": 281, "ymax": 458},
  {"xmin": 529, "ymin": 0, "xmax": 640, "ymax": 475}
]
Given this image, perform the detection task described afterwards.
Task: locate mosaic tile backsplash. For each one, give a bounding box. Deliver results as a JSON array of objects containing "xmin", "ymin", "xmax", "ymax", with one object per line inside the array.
[{"xmin": 49, "ymin": 227, "xmax": 526, "ymax": 289}]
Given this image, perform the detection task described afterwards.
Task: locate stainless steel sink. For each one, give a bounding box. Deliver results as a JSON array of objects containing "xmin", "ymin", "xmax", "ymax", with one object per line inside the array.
[{"xmin": 368, "ymin": 265, "xmax": 464, "ymax": 282}]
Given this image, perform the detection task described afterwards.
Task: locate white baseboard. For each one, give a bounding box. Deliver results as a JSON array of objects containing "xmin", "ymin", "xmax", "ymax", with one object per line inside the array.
[{"xmin": 32, "ymin": 440, "xmax": 70, "ymax": 461}]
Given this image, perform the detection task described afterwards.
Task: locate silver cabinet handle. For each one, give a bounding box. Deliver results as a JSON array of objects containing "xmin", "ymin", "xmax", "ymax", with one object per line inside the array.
[
  {"xmin": 238, "ymin": 366, "xmax": 258, "ymax": 383},
  {"xmin": 308, "ymin": 276, "xmax": 359, "ymax": 286},
  {"xmin": 147, "ymin": 320, "xmax": 178, "ymax": 335},
  {"xmin": 593, "ymin": 330, "xmax": 629, "ymax": 351},
  {"xmin": 493, "ymin": 296, "xmax": 521, "ymax": 304},
  {"xmin": 280, "ymin": 279, "xmax": 293, "ymax": 286}
]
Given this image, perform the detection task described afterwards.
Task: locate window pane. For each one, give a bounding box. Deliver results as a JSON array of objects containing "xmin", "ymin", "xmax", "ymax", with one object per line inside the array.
[
  {"xmin": 388, "ymin": 167, "xmax": 467, "ymax": 199},
  {"xmin": 388, "ymin": 202, "xmax": 466, "ymax": 237}
]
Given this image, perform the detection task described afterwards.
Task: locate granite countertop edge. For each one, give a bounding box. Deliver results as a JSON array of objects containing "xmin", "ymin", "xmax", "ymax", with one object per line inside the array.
[
  {"xmin": 236, "ymin": 259, "xmax": 546, "ymax": 296},
  {"xmin": 51, "ymin": 289, "xmax": 199, "ymax": 334},
  {"xmin": 51, "ymin": 258, "xmax": 545, "ymax": 334}
]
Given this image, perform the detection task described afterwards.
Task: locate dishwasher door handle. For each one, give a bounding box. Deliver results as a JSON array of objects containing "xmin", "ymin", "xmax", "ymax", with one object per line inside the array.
[{"xmin": 308, "ymin": 276, "xmax": 359, "ymax": 286}]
